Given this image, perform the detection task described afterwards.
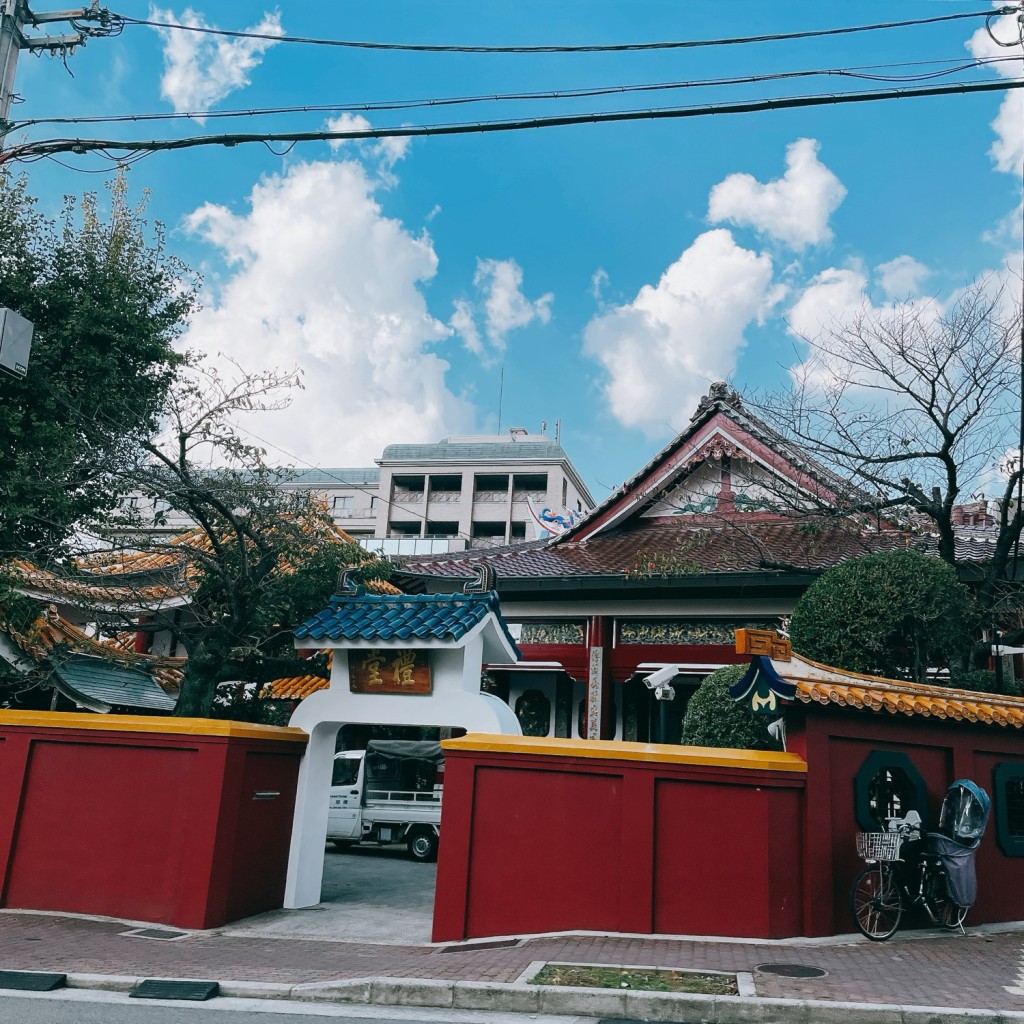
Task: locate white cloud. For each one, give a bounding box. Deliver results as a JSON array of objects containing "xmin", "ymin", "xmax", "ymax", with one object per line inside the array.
[
  {"xmin": 449, "ymin": 299, "xmax": 483, "ymax": 358},
  {"xmin": 876, "ymin": 255, "xmax": 930, "ymax": 299},
  {"xmin": 449, "ymin": 258, "xmax": 553, "ymax": 363},
  {"xmin": 152, "ymin": 6, "xmax": 283, "ymax": 119},
  {"xmin": 582, "ymin": 228, "xmax": 777, "ymax": 437},
  {"xmin": 707, "ymin": 138, "xmax": 847, "ymax": 250},
  {"xmin": 787, "ymin": 266, "xmax": 872, "ymax": 346},
  {"xmin": 180, "ymin": 157, "xmax": 474, "ymax": 465},
  {"xmin": 967, "ymin": 12, "xmax": 1024, "ymax": 176},
  {"xmin": 326, "ymin": 113, "xmax": 411, "ymax": 170}
]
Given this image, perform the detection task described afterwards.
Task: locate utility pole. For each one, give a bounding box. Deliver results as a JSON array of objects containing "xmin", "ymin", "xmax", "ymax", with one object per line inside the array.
[{"xmin": 0, "ymin": 0, "xmax": 107, "ymax": 149}]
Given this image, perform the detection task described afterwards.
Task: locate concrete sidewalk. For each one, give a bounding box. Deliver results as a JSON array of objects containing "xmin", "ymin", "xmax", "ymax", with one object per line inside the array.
[{"xmin": 3, "ymin": 908, "xmax": 1024, "ymax": 1022}]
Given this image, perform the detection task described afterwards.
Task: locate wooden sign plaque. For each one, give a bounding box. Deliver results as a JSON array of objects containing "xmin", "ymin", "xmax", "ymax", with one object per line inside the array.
[{"xmin": 349, "ymin": 648, "xmax": 432, "ymax": 695}]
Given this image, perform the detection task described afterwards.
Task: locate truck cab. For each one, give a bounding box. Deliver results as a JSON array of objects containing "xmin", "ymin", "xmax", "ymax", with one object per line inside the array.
[{"xmin": 328, "ymin": 740, "xmax": 443, "ymax": 861}]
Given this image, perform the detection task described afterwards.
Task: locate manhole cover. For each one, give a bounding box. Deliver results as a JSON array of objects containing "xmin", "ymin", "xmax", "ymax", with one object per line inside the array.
[{"xmin": 755, "ymin": 963, "xmax": 828, "ymax": 978}]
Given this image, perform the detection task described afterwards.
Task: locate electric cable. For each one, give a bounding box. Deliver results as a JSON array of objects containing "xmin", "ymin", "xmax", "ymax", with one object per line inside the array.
[
  {"xmin": 5, "ymin": 76, "xmax": 1023, "ymax": 168},
  {"xmin": 116, "ymin": 8, "xmax": 1006, "ymax": 55},
  {"xmin": 7, "ymin": 54, "xmax": 1019, "ymax": 134}
]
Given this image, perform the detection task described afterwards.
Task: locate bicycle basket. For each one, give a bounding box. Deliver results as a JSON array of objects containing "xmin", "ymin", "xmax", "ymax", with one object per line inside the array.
[{"xmin": 856, "ymin": 831, "xmax": 903, "ymax": 861}]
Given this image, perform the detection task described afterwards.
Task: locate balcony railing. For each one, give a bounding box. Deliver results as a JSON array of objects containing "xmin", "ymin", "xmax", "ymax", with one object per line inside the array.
[
  {"xmin": 392, "ymin": 491, "xmax": 424, "ymax": 504},
  {"xmin": 469, "ymin": 536, "xmax": 509, "ymax": 549},
  {"xmin": 473, "ymin": 490, "xmax": 508, "ymax": 503}
]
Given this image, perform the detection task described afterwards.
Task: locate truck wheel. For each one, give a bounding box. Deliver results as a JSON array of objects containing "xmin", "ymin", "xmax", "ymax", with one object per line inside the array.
[
  {"xmin": 407, "ymin": 830, "xmax": 438, "ymax": 863},
  {"xmin": 331, "ymin": 840, "xmax": 355, "ymax": 852}
]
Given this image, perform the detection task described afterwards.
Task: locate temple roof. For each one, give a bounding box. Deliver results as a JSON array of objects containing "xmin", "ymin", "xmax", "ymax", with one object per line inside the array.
[
  {"xmin": 397, "ymin": 518, "xmax": 992, "ymax": 588},
  {"xmin": 295, "ymin": 590, "xmax": 519, "ymax": 656}
]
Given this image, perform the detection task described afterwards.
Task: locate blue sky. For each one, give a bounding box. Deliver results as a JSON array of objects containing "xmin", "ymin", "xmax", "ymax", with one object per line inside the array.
[{"xmin": 7, "ymin": 2, "xmax": 1024, "ymax": 500}]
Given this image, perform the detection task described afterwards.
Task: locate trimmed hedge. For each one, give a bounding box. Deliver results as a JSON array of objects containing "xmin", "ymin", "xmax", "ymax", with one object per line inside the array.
[
  {"xmin": 789, "ymin": 550, "xmax": 975, "ymax": 683},
  {"xmin": 682, "ymin": 664, "xmax": 781, "ymax": 751}
]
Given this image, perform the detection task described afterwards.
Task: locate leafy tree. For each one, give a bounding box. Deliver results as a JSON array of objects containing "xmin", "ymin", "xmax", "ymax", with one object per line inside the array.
[
  {"xmin": 0, "ymin": 171, "xmax": 196, "ymax": 556},
  {"xmin": 104, "ymin": 359, "xmax": 390, "ymax": 718},
  {"xmin": 682, "ymin": 664, "xmax": 781, "ymax": 751},
  {"xmin": 788, "ymin": 550, "xmax": 976, "ymax": 684}
]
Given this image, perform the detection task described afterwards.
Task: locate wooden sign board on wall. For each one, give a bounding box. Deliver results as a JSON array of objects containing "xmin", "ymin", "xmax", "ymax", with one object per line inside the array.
[{"xmin": 349, "ymin": 649, "xmax": 432, "ymax": 695}]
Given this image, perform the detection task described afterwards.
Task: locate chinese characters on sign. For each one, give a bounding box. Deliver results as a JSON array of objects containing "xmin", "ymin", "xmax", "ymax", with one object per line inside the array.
[{"xmin": 349, "ymin": 649, "xmax": 432, "ymax": 695}]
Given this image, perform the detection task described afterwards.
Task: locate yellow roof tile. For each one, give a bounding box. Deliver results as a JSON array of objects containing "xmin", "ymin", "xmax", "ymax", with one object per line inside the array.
[{"xmin": 790, "ymin": 658, "xmax": 1024, "ymax": 730}]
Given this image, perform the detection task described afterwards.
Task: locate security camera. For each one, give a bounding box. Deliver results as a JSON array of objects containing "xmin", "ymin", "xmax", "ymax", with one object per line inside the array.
[
  {"xmin": 643, "ymin": 664, "xmax": 679, "ymax": 689},
  {"xmin": 644, "ymin": 665, "xmax": 679, "ymax": 701}
]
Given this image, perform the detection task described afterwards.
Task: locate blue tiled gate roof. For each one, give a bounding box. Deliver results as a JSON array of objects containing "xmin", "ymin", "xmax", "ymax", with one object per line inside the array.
[{"xmin": 294, "ymin": 591, "xmax": 519, "ymax": 653}]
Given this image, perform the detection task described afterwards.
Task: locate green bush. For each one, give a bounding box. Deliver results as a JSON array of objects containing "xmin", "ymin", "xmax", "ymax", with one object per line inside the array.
[
  {"xmin": 789, "ymin": 550, "xmax": 976, "ymax": 683},
  {"xmin": 949, "ymin": 669, "xmax": 1015, "ymax": 695},
  {"xmin": 682, "ymin": 664, "xmax": 782, "ymax": 751}
]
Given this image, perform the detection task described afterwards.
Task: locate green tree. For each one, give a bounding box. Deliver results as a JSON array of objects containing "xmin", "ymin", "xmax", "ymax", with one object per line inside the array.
[
  {"xmin": 0, "ymin": 171, "xmax": 196, "ymax": 556},
  {"xmin": 788, "ymin": 550, "xmax": 976, "ymax": 684},
  {"xmin": 682, "ymin": 664, "xmax": 781, "ymax": 751}
]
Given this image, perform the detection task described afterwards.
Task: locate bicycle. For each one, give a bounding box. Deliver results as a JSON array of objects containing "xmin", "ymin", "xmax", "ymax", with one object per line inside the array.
[{"xmin": 849, "ymin": 812, "xmax": 968, "ymax": 941}]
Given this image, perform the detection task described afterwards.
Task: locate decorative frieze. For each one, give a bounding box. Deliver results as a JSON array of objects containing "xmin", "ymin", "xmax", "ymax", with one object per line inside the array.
[
  {"xmin": 518, "ymin": 621, "xmax": 586, "ymax": 645},
  {"xmin": 618, "ymin": 619, "xmax": 780, "ymax": 646}
]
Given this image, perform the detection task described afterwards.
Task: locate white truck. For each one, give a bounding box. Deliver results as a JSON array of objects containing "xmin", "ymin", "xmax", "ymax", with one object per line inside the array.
[{"xmin": 328, "ymin": 740, "xmax": 443, "ymax": 862}]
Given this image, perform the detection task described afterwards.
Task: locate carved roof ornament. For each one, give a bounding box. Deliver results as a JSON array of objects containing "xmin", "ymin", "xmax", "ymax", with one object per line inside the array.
[
  {"xmin": 690, "ymin": 381, "xmax": 743, "ymax": 425},
  {"xmin": 683, "ymin": 434, "xmax": 745, "ymax": 469}
]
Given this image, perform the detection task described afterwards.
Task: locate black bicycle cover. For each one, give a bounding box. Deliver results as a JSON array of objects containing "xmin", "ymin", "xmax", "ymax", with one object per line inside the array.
[{"xmin": 928, "ymin": 833, "xmax": 978, "ymax": 908}]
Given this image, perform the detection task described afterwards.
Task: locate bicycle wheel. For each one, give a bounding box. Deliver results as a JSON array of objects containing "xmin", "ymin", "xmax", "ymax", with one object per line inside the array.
[
  {"xmin": 925, "ymin": 867, "xmax": 968, "ymax": 931},
  {"xmin": 850, "ymin": 864, "xmax": 903, "ymax": 940}
]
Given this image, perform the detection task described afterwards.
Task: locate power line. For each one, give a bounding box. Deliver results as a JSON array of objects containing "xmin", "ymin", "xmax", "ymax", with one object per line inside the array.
[
  {"xmin": 117, "ymin": 8, "xmax": 1005, "ymax": 55},
  {"xmin": 8, "ymin": 54, "xmax": 1020, "ymax": 133},
  {"xmin": 5, "ymin": 76, "xmax": 1023, "ymax": 167}
]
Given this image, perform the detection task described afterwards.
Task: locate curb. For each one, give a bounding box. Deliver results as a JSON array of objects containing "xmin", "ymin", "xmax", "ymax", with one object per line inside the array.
[{"xmin": 53, "ymin": 972, "xmax": 1024, "ymax": 1023}]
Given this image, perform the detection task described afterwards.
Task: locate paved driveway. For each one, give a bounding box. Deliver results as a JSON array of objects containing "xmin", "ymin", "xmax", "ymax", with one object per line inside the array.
[{"xmin": 219, "ymin": 843, "xmax": 437, "ymax": 945}]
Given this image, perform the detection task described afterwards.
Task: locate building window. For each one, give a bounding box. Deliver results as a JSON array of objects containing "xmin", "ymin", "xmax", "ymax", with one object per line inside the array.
[
  {"xmin": 512, "ymin": 473, "xmax": 548, "ymax": 498},
  {"xmin": 994, "ymin": 763, "xmax": 1024, "ymax": 856},
  {"xmin": 510, "ymin": 521, "xmax": 526, "ymax": 540},
  {"xmin": 854, "ymin": 751, "xmax": 928, "ymax": 831},
  {"xmin": 425, "ymin": 520, "xmax": 459, "ymax": 537},
  {"xmin": 388, "ymin": 521, "xmax": 421, "ymax": 538},
  {"xmin": 332, "ymin": 495, "xmax": 354, "ymax": 511},
  {"xmin": 561, "ymin": 479, "xmax": 568, "ymax": 506}
]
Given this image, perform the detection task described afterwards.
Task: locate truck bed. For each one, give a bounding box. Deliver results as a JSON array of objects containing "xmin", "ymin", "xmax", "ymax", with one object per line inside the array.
[{"xmin": 363, "ymin": 788, "xmax": 441, "ymax": 825}]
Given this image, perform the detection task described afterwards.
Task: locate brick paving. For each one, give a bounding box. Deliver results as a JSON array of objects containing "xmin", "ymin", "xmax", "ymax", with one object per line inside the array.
[{"xmin": 2, "ymin": 911, "xmax": 1024, "ymax": 1012}]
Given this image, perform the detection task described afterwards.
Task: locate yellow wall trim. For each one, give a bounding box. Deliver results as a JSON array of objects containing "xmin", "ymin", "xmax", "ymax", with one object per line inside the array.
[
  {"xmin": 0, "ymin": 710, "xmax": 308, "ymax": 743},
  {"xmin": 442, "ymin": 734, "xmax": 806, "ymax": 772}
]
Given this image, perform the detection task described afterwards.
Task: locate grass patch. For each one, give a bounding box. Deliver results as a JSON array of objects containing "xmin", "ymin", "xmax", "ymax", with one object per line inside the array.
[{"xmin": 530, "ymin": 963, "xmax": 737, "ymax": 995}]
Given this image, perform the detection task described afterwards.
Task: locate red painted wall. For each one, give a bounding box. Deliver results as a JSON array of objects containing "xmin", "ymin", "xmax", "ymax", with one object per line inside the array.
[
  {"xmin": 433, "ymin": 742, "xmax": 806, "ymax": 942},
  {"xmin": 0, "ymin": 714, "xmax": 306, "ymax": 929},
  {"xmin": 791, "ymin": 708, "xmax": 1024, "ymax": 936}
]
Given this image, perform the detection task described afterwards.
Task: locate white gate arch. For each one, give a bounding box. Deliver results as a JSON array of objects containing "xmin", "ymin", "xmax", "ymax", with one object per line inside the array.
[{"xmin": 283, "ymin": 587, "xmax": 521, "ymax": 909}]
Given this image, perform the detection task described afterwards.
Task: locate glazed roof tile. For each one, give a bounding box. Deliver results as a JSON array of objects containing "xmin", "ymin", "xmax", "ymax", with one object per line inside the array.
[
  {"xmin": 294, "ymin": 591, "xmax": 519, "ymax": 653},
  {"xmin": 265, "ymin": 651, "xmax": 332, "ymax": 700},
  {"xmin": 791, "ymin": 661, "xmax": 1024, "ymax": 729},
  {"xmin": 4, "ymin": 605, "xmax": 184, "ymax": 696},
  {"xmin": 398, "ymin": 518, "xmax": 987, "ymax": 582},
  {"xmin": 54, "ymin": 654, "xmax": 177, "ymax": 712}
]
